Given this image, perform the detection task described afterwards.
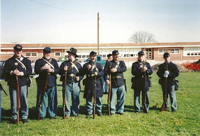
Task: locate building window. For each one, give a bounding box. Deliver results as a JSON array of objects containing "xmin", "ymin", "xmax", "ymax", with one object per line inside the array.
[
  {"xmin": 183, "ymin": 47, "xmax": 200, "ymax": 56},
  {"xmin": 171, "ymin": 49, "xmax": 179, "ymax": 54},
  {"xmin": 25, "ymin": 52, "xmax": 38, "ymax": 57},
  {"xmin": 158, "ymin": 49, "xmax": 167, "ymax": 54},
  {"xmin": 54, "ymin": 52, "xmax": 61, "ymax": 57}
]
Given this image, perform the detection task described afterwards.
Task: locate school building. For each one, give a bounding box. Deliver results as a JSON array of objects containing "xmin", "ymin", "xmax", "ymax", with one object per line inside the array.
[{"xmin": 1, "ymin": 42, "xmax": 200, "ymax": 62}]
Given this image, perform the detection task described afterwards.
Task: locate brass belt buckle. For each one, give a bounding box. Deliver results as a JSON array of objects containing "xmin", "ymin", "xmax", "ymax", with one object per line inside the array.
[
  {"xmin": 116, "ymin": 76, "xmax": 121, "ymax": 79},
  {"xmin": 70, "ymin": 74, "xmax": 75, "ymax": 77}
]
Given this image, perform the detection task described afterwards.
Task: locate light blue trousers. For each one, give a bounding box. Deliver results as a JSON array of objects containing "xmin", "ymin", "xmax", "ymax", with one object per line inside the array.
[
  {"xmin": 110, "ymin": 85, "xmax": 125, "ymax": 114},
  {"xmin": 162, "ymin": 85, "xmax": 177, "ymax": 110},
  {"xmin": 86, "ymin": 91, "xmax": 102, "ymax": 114},
  {"xmin": 134, "ymin": 90, "xmax": 150, "ymax": 112},
  {"xmin": 62, "ymin": 82, "xmax": 80, "ymax": 116},
  {"xmin": 38, "ymin": 86, "xmax": 56, "ymax": 118},
  {"xmin": 9, "ymin": 85, "xmax": 28, "ymax": 120}
]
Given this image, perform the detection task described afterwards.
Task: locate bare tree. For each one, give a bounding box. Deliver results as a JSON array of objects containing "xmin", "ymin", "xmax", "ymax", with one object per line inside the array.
[{"xmin": 129, "ymin": 31, "xmax": 157, "ymax": 43}]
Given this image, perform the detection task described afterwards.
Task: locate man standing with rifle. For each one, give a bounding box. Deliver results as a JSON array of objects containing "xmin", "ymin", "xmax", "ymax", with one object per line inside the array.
[
  {"xmin": 35, "ymin": 47, "xmax": 59, "ymax": 120},
  {"xmin": 104, "ymin": 50, "xmax": 127, "ymax": 115},
  {"xmin": 157, "ymin": 52, "xmax": 179, "ymax": 113},
  {"xmin": 3, "ymin": 44, "xmax": 32, "ymax": 124},
  {"xmin": 59, "ymin": 48, "xmax": 82, "ymax": 118},
  {"xmin": 131, "ymin": 51, "xmax": 153, "ymax": 114},
  {"xmin": 81, "ymin": 51, "xmax": 104, "ymax": 117}
]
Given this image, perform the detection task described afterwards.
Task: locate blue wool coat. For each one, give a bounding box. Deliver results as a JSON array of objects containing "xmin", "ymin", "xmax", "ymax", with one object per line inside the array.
[
  {"xmin": 81, "ymin": 61, "xmax": 104, "ymax": 98},
  {"xmin": 3, "ymin": 55, "xmax": 32, "ymax": 87},
  {"xmin": 104, "ymin": 60, "xmax": 127, "ymax": 87},
  {"xmin": 59, "ymin": 60, "xmax": 83, "ymax": 83},
  {"xmin": 35, "ymin": 57, "xmax": 59, "ymax": 87},
  {"xmin": 156, "ymin": 61, "xmax": 179, "ymax": 86},
  {"xmin": 131, "ymin": 61, "xmax": 153, "ymax": 91}
]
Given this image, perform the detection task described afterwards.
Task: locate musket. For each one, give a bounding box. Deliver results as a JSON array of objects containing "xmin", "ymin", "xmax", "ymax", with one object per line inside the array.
[
  {"xmin": 0, "ymin": 84, "xmax": 8, "ymax": 96},
  {"xmin": 38, "ymin": 73, "xmax": 50, "ymax": 120},
  {"xmin": 161, "ymin": 62, "xmax": 168, "ymax": 112},
  {"xmin": 63, "ymin": 70, "xmax": 67, "ymax": 119},
  {"xmin": 107, "ymin": 66, "xmax": 111, "ymax": 116},
  {"xmin": 93, "ymin": 75, "xmax": 97, "ymax": 119},
  {"xmin": 15, "ymin": 62, "xmax": 20, "ymax": 124},
  {"xmin": 142, "ymin": 60, "xmax": 148, "ymax": 114}
]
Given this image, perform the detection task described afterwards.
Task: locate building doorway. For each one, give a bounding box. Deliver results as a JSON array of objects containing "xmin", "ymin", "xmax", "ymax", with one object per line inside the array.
[{"xmin": 146, "ymin": 48, "xmax": 152, "ymax": 60}]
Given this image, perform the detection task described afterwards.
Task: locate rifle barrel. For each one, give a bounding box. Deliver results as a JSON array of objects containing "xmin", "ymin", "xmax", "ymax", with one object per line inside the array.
[
  {"xmin": 63, "ymin": 71, "xmax": 67, "ymax": 119},
  {"xmin": 93, "ymin": 76, "xmax": 97, "ymax": 119},
  {"xmin": 161, "ymin": 63, "xmax": 168, "ymax": 112},
  {"xmin": 108, "ymin": 74, "xmax": 111, "ymax": 116}
]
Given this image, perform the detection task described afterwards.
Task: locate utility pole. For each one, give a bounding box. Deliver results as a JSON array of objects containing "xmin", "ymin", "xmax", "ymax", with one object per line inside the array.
[{"xmin": 97, "ymin": 12, "xmax": 100, "ymax": 55}]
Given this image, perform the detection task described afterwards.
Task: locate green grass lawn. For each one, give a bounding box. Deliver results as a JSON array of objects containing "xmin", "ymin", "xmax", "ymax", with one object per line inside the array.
[{"xmin": 0, "ymin": 69, "xmax": 200, "ymax": 136}]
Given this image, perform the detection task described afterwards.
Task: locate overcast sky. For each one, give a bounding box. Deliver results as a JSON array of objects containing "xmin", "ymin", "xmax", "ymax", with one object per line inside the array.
[{"xmin": 1, "ymin": 0, "xmax": 200, "ymax": 43}]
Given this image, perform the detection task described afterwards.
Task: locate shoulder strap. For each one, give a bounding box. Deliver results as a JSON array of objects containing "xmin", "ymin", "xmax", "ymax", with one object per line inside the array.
[
  {"xmin": 15, "ymin": 57, "xmax": 26, "ymax": 70},
  {"xmin": 67, "ymin": 60, "xmax": 79, "ymax": 72},
  {"xmin": 42, "ymin": 58, "xmax": 54, "ymax": 69}
]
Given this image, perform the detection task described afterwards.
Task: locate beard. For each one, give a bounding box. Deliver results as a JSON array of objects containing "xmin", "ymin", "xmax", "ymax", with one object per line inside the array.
[{"xmin": 45, "ymin": 54, "xmax": 51, "ymax": 59}]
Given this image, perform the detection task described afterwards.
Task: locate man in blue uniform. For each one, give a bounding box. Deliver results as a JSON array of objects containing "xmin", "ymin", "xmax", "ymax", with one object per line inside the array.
[
  {"xmin": 157, "ymin": 52, "xmax": 179, "ymax": 112},
  {"xmin": 59, "ymin": 48, "xmax": 83, "ymax": 118},
  {"xmin": 35, "ymin": 47, "xmax": 59, "ymax": 119},
  {"xmin": 131, "ymin": 51, "xmax": 153, "ymax": 113},
  {"xmin": 81, "ymin": 51, "xmax": 104, "ymax": 117},
  {"xmin": 103, "ymin": 54, "xmax": 112, "ymax": 94},
  {"xmin": 3, "ymin": 44, "xmax": 32, "ymax": 124},
  {"xmin": 104, "ymin": 50, "xmax": 127, "ymax": 115}
]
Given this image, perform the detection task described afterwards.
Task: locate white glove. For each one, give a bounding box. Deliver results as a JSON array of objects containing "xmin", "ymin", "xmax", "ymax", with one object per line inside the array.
[{"xmin": 163, "ymin": 71, "xmax": 169, "ymax": 78}]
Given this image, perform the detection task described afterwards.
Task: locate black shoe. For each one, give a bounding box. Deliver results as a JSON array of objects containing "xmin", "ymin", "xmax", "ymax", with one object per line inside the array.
[
  {"xmin": 49, "ymin": 117, "xmax": 55, "ymax": 120},
  {"xmin": 86, "ymin": 113, "xmax": 92, "ymax": 118},
  {"xmin": 117, "ymin": 112, "xmax": 123, "ymax": 115},
  {"xmin": 74, "ymin": 115, "xmax": 78, "ymax": 117},
  {"xmin": 172, "ymin": 110, "xmax": 177, "ymax": 113},
  {"xmin": 110, "ymin": 113, "xmax": 115, "ymax": 116},
  {"xmin": 40, "ymin": 117, "xmax": 45, "ymax": 120},
  {"xmin": 97, "ymin": 112, "xmax": 103, "ymax": 116},
  {"xmin": 22, "ymin": 119, "xmax": 28, "ymax": 124},
  {"xmin": 11, "ymin": 119, "xmax": 17, "ymax": 124}
]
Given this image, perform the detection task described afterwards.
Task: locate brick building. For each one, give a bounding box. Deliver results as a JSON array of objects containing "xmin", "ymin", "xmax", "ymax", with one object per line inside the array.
[{"xmin": 1, "ymin": 42, "xmax": 200, "ymax": 62}]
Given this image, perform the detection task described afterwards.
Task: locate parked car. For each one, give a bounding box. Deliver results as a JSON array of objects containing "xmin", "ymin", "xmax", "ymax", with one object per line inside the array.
[{"xmin": 0, "ymin": 60, "xmax": 6, "ymax": 79}]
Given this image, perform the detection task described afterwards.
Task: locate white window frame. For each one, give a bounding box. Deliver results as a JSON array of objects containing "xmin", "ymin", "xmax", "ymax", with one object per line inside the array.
[
  {"xmin": 158, "ymin": 49, "xmax": 168, "ymax": 54},
  {"xmin": 25, "ymin": 52, "xmax": 38, "ymax": 57},
  {"xmin": 171, "ymin": 49, "xmax": 180, "ymax": 54},
  {"xmin": 54, "ymin": 52, "xmax": 61, "ymax": 57},
  {"xmin": 183, "ymin": 47, "xmax": 200, "ymax": 56}
]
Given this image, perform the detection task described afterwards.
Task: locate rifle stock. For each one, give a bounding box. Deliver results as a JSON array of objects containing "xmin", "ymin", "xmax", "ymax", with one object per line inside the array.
[
  {"xmin": 38, "ymin": 73, "xmax": 49, "ymax": 120},
  {"xmin": 107, "ymin": 74, "xmax": 111, "ymax": 116},
  {"xmin": 63, "ymin": 71, "xmax": 67, "ymax": 119},
  {"xmin": 93, "ymin": 76, "xmax": 96, "ymax": 119},
  {"xmin": 16, "ymin": 75, "xmax": 20, "ymax": 124},
  {"xmin": 161, "ymin": 63, "xmax": 168, "ymax": 112}
]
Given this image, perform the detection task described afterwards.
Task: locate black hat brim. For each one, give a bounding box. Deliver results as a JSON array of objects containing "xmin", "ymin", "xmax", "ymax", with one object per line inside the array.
[{"xmin": 67, "ymin": 51, "xmax": 79, "ymax": 57}]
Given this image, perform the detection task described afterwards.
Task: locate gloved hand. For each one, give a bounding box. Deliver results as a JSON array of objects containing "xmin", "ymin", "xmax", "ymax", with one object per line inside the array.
[{"xmin": 163, "ymin": 71, "xmax": 169, "ymax": 78}]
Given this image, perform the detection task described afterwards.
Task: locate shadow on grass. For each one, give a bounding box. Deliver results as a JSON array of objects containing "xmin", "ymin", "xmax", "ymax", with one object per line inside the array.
[{"xmin": 1, "ymin": 103, "xmax": 161, "ymax": 123}]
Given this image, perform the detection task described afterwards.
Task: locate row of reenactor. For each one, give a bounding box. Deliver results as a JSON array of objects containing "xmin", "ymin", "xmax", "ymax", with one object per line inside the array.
[{"xmin": 0, "ymin": 44, "xmax": 179, "ymax": 124}]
